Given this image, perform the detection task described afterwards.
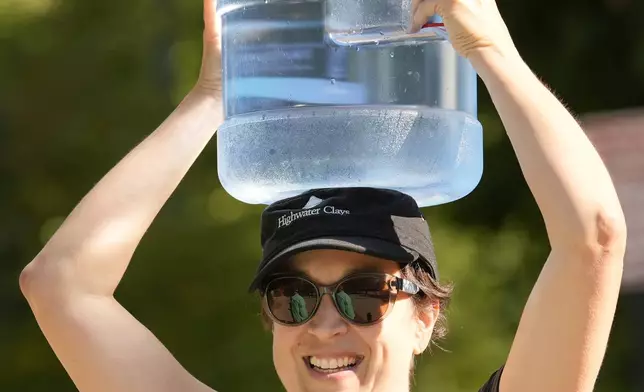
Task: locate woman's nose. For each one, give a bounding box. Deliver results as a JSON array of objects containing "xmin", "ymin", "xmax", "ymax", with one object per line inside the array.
[{"xmin": 307, "ymin": 294, "xmax": 348, "ymax": 340}]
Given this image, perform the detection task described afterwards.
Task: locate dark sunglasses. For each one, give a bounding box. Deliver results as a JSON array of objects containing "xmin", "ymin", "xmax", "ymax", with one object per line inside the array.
[{"xmin": 262, "ymin": 273, "xmax": 420, "ymax": 326}]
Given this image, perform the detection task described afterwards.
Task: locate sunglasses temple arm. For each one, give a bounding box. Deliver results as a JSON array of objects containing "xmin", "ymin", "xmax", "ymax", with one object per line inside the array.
[{"xmin": 400, "ymin": 279, "xmax": 420, "ymax": 295}]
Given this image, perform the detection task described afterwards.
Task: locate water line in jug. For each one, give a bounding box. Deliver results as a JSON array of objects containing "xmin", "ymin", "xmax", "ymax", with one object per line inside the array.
[{"xmin": 216, "ymin": 0, "xmax": 483, "ymax": 207}]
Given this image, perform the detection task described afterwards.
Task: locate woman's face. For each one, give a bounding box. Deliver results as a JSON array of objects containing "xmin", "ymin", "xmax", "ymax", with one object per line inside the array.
[{"xmin": 270, "ymin": 249, "xmax": 437, "ymax": 392}]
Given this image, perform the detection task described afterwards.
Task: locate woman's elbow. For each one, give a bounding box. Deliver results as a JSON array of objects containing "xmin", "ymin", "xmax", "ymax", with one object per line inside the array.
[
  {"xmin": 553, "ymin": 206, "xmax": 627, "ymax": 262},
  {"xmin": 579, "ymin": 208, "xmax": 627, "ymax": 265},
  {"xmin": 19, "ymin": 258, "xmax": 49, "ymax": 300},
  {"xmin": 19, "ymin": 254, "xmax": 69, "ymax": 301},
  {"xmin": 594, "ymin": 208, "xmax": 627, "ymax": 252}
]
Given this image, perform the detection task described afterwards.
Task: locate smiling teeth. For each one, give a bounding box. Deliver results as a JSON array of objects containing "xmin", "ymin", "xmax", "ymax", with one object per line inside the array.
[{"xmin": 309, "ymin": 356, "xmax": 357, "ymax": 370}]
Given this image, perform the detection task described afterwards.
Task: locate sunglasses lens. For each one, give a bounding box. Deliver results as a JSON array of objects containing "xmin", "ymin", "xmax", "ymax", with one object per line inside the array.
[
  {"xmin": 266, "ymin": 277, "xmax": 318, "ymax": 325},
  {"xmin": 335, "ymin": 275, "xmax": 391, "ymax": 324}
]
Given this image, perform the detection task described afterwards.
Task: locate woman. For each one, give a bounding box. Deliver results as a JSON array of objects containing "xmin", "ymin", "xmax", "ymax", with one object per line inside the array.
[{"xmin": 19, "ymin": 0, "xmax": 627, "ymax": 391}]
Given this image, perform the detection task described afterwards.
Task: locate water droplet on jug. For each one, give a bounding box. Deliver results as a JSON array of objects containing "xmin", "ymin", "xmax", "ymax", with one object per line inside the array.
[
  {"xmin": 407, "ymin": 71, "xmax": 412, "ymax": 76},
  {"xmin": 379, "ymin": 31, "xmax": 384, "ymax": 36},
  {"xmin": 269, "ymin": 148, "xmax": 276, "ymax": 155},
  {"xmin": 330, "ymin": 78, "xmax": 336, "ymax": 85},
  {"xmin": 390, "ymin": 52, "xmax": 395, "ymax": 58},
  {"xmin": 356, "ymin": 47, "xmax": 360, "ymax": 52}
]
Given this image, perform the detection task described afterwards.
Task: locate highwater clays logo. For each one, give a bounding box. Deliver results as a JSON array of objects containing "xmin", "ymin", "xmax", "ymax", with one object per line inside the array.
[{"xmin": 277, "ymin": 196, "xmax": 350, "ymax": 228}]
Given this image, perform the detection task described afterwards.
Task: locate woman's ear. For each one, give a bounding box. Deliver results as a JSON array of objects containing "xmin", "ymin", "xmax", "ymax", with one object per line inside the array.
[{"xmin": 414, "ymin": 300, "xmax": 440, "ymax": 355}]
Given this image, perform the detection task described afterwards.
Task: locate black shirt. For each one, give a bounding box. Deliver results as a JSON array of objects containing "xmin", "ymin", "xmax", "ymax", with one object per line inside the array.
[{"xmin": 478, "ymin": 367, "xmax": 504, "ymax": 392}]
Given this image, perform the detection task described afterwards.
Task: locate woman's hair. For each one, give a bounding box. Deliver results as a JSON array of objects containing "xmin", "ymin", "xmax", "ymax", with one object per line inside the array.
[
  {"xmin": 258, "ymin": 260, "xmax": 453, "ymax": 348},
  {"xmin": 401, "ymin": 261, "xmax": 453, "ymax": 345}
]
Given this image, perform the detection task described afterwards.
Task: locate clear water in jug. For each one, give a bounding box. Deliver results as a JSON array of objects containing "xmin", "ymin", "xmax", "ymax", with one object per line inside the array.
[{"xmin": 216, "ymin": 0, "xmax": 483, "ymax": 207}]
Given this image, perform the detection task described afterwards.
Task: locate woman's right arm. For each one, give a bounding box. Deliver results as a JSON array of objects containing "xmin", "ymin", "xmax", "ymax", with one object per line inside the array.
[{"xmin": 19, "ymin": 1, "xmax": 222, "ymax": 391}]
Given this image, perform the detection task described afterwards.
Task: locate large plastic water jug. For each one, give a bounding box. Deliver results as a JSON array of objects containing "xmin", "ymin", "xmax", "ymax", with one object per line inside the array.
[{"xmin": 216, "ymin": 0, "xmax": 483, "ymax": 207}]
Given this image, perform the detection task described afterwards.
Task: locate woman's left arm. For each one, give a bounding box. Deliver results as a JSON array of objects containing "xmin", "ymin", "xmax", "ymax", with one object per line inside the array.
[
  {"xmin": 412, "ymin": 3, "xmax": 627, "ymax": 388},
  {"xmin": 471, "ymin": 36, "xmax": 627, "ymax": 392}
]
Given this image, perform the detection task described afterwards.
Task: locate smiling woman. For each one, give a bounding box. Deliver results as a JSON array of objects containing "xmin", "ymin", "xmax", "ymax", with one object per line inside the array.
[
  {"xmin": 261, "ymin": 248, "xmax": 453, "ymax": 390},
  {"xmin": 249, "ymin": 187, "xmax": 497, "ymax": 392},
  {"xmin": 245, "ymin": 188, "xmax": 498, "ymax": 391},
  {"xmin": 19, "ymin": 0, "xmax": 626, "ymax": 391}
]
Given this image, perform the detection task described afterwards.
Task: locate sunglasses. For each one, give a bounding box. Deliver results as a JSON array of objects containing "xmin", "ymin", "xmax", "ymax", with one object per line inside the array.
[{"xmin": 262, "ymin": 273, "xmax": 420, "ymax": 326}]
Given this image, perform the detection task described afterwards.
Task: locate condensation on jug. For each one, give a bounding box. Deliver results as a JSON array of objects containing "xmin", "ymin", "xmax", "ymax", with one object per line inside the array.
[{"xmin": 216, "ymin": 0, "xmax": 483, "ymax": 207}]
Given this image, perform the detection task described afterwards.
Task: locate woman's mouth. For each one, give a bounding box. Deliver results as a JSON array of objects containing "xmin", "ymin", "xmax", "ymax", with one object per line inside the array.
[{"xmin": 305, "ymin": 355, "xmax": 364, "ymax": 374}]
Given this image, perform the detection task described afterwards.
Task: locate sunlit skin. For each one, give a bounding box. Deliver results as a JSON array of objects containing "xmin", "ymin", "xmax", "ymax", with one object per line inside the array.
[{"xmin": 270, "ymin": 250, "xmax": 438, "ymax": 392}]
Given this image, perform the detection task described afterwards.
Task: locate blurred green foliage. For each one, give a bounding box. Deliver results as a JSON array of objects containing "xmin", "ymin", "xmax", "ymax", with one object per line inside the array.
[{"xmin": 1, "ymin": 0, "xmax": 643, "ymax": 391}]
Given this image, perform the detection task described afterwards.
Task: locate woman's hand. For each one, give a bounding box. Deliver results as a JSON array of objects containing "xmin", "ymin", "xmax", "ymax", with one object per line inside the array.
[
  {"xmin": 196, "ymin": 0, "xmax": 223, "ymax": 94},
  {"xmin": 412, "ymin": 0, "xmax": 519, "ymax": 60}
]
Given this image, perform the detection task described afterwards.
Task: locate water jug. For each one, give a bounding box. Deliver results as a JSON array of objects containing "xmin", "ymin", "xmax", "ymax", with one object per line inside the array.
[{"xmin": 216, "ymin": 0, "xmax": 483, "ymax": 207}]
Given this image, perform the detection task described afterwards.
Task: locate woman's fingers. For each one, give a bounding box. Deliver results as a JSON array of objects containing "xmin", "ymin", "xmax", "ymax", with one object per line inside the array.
[
  {"xmin": 411, "ymin": 0, "xmax": 441, "ymax": 33},
  {"xmin": 197, "ymin": 0, "xmax": 222, "ymax": 93},
  {"xmin": 203, "ymin": 0, "xmax": 220, "ymax": 47}
]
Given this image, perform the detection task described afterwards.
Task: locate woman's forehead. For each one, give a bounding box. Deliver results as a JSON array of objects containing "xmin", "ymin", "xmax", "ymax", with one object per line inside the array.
[{"xmin": 287, "ymin": 249, "xmax": 401, "ymax": 284}]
